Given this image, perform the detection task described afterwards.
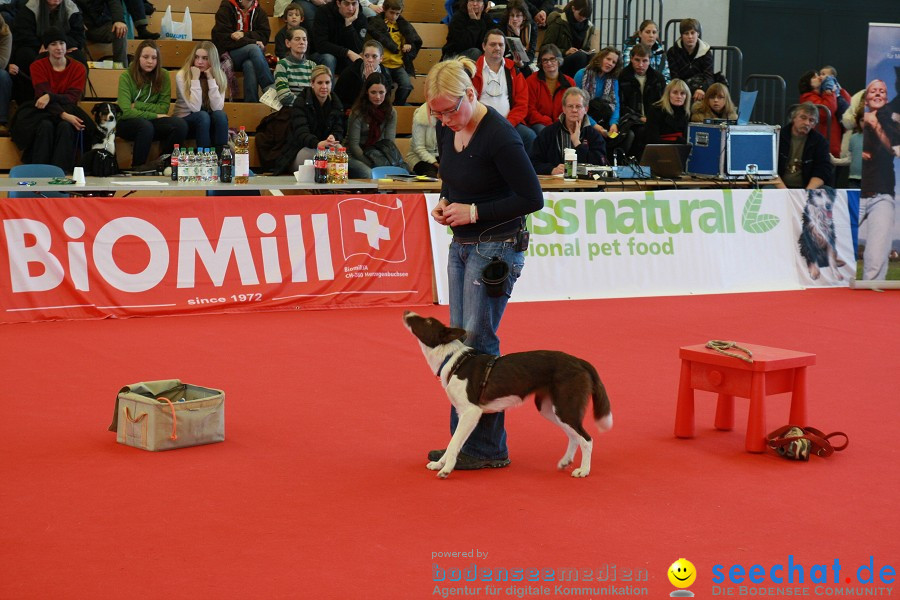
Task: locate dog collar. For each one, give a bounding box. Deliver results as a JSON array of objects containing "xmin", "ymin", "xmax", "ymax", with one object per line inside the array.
[{"xmin": 436, "ymin": 349, "xmax": 474, "ymax": 379}]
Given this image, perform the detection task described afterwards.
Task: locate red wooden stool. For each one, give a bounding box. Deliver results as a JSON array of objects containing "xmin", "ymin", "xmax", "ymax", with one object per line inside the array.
[{"xmin": 675, "ymin": 343, "xmax": 815, "ymax": 452}]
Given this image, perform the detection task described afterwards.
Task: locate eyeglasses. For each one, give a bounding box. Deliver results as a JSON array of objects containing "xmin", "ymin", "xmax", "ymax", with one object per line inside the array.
[
  {"xmin": 429, "ymin": 96, "xmax": 464, "ymax": 119},
  {"xmin": 541, "ymin": 57, "xmax": 559, "ymax": 64}
]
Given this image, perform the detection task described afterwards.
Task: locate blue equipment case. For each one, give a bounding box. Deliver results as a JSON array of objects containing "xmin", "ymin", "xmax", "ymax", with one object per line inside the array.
[{"xmin": 686, "ymin": 123, "xmax": 780, "ymax": 178}]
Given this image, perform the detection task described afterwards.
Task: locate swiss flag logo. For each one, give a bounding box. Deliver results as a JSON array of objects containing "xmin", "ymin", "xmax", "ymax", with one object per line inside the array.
[{"xmin": 337, "ymin": 197, "xmax": 408, "ymax": 263}]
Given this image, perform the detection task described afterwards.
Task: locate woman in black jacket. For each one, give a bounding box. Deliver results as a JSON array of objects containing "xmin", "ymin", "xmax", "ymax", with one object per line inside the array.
[
  {"xmin": 272, "ymin": 65, "xmax": 368, "ymax": 178},
  {"xmin": 645, "ymin": 78, "xmax": 690, "ymax": 145},
  {"xmin": 441, "ymin": 0, "xmax": 491, "ymax": 60}
]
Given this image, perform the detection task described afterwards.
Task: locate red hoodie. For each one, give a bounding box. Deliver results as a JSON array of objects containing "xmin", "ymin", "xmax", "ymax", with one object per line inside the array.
[
  {"xmin": 799, "ymin": 90, "xmax": 841, "ymax": 159},
  {"xmin": 471, "ymin": 55, "xmax": 529, "ymax": 128}
]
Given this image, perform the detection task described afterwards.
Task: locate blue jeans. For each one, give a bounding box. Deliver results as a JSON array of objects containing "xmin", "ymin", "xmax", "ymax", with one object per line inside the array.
[
  {"xmin": 447, "ymin": 239, "xmax": 525, "ymax": 459},
  {"xmin": 229, "ymin": 44, "xmax": 275, "ymax": 102},
  {"xmin": 183, "ymin": 109, "xmax": 229, "ymax": 149},
  {"xmin": 385, "ymin": 66, "xmax": 412, "ymax": 105}
]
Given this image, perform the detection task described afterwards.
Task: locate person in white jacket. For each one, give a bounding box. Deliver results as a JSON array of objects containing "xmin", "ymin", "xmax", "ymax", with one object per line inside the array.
[
  {"xmin": 406, "ymin": 102, "xmax": 439, "ymax": 177},
  {"xmin": 173, "ymin": 41, "xmax": 230, "ymax": 151}
]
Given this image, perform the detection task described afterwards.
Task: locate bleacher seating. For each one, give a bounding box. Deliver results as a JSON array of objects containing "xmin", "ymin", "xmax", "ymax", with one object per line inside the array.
[{"xmin": 4, "ymin": 0, "xmax": 441, "ymax": 173}]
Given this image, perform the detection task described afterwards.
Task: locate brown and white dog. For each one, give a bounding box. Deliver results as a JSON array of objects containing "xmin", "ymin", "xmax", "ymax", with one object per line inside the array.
[
  {"xmin": 403, "ymin": 311, "xmax": 613, "ymax": 479},
  {"xmin": 91, "ymin": 102, "xmax": 121, "ymax": 155}
]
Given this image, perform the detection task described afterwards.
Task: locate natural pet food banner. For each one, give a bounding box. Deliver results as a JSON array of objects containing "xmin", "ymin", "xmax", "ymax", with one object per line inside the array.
[
  {"xmin": 0, "ymin": 194, "xmax": 433, "ymax": 323},
  {"xmin": 427, "ymin": 189, "xmax": 855, "ymax": 304}
]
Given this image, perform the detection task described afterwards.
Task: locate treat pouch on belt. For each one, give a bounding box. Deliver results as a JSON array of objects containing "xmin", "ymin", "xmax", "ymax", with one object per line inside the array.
[{"xmin": 108, "ymin": 380, "xmax": 225, "ymax": 451}]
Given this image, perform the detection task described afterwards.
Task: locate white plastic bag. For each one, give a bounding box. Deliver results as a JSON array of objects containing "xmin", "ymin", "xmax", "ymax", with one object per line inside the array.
[{"xmin": 161, "ymin": 6, "xmax": 193, "ymax": 41}]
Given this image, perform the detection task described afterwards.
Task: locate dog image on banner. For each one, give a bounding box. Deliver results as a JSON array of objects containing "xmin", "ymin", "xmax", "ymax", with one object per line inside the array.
[
  {"xmin": 797, "ymin": 188, "xmax": 849, "ymax": 281},
  {"xmin": 337, "ymin": 197, "xmax": 408, "ymax": 263}
]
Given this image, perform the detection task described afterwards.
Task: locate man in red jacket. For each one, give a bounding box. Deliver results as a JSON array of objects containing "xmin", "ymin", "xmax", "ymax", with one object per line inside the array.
[{"xmin": 472, "ymin": 29, "xmax": 535, "ymax": 153}]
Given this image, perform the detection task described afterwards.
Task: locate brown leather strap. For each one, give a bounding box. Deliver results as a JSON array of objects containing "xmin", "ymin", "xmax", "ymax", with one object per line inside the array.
[{"xmin": 767, "ymin": 425, "xmax": 848, "ymax": 458}]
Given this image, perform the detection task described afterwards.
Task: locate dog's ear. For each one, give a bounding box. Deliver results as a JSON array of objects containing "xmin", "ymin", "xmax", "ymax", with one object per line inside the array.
[
  {"xmin": 91, "ymin": 103, "xmax": 102, "ymax": 117},
  {"xmin": 112, "ymin": 103, "xmax": 122, "ymax": 116},
  {"xmin": 440, "ymin": 327, "xmax": 467, "ymax": 344}
]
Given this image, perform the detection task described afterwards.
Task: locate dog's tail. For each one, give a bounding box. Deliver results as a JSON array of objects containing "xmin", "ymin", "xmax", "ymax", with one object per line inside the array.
[{"xmin": 583, "ymin": 359, "xmax": 613, "ymax": 432}]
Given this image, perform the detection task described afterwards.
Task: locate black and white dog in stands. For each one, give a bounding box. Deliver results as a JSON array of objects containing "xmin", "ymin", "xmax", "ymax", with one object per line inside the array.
[{"xmin": 91, "ymin": 102, "xmax": 121, "ymax": 155}]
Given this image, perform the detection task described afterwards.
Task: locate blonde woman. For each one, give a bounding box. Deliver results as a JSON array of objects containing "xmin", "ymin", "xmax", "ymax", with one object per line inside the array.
[
  {"xmin": 174, "ymin": 41, "xmax": 229, "ymax": 150},
  {"xmin": 645, "ymin": 78, "xmax": 690, "ymax": 144},
  {"xmin": 425, "ymin": 57, "xmax": 543, "ymax": 474}
]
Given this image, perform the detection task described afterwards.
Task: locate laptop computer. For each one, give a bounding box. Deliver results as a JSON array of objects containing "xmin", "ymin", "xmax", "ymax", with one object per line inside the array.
[{"xmin": 639, "ymin": 144, "xmax": 693, "ymax": 178}]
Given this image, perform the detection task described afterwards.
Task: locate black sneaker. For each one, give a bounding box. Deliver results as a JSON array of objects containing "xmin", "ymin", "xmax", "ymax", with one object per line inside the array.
[
  {"xmin": 136, "ymin": 26, "xmax": 160, "ymax": 40},
  {"xmin": 427, "ymin": 449, "xmax": 510, "ymax": 470}
]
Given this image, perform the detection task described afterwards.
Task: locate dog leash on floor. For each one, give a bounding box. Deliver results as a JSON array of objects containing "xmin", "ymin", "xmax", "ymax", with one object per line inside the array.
[{"xmin": 706, "ymin": 340, "xmax": 754, "ymax": 363}]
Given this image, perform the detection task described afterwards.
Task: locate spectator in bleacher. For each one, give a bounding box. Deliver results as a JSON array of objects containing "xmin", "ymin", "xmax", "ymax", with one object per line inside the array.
[
  {"xmin": 406, "ymin": 102, "xmax": 438, "ymax": 177},
  {"xmin": 798, "ymin": 70, "xmax": 842, "ymax": 160},
  {"xmin": 665, "ymin": 18, "xmax": 712, "ymax": 103},
  {"xmin": 621, "ymin": 19, "xmax": 669, "ymax": 83},
  {"xmin": 525, "ymin": 43, "xmax": 575, "ymax": 137},
  {"xmin": 0, "ymin": 15, "xmax": 11, "ymax": 134},
  {"xmin": 76, "ymin": 0, "xmax": 127, "ymax": 67},
  {"xmin": 333, "ymin": 40, "xmax": 392, "ymax": 110},
  {"xmin": 644, "ymin": 78, "xmax": 690, "ymax": 145},
  {"xmin": 274, "ymin": 2, "xmax": 304, "ymax": 59},
  {"xmin": 11, "ymin": 0, "xmax": 87, "ymax": 101},
  {"xmin": 858, "ymin": 79, "xmax": 900, "ymax": 280},
  {"xmin": 212, "ymin": 0, "xmax": 275, "ymax": 103},
  {"xmin": 345, "ymin": 72, "xmax": 400, "ymax": 177},
  {"xmin": 441, "ymin": 0, "xmax": 491, "ymax": 61},
  {"xmin": 472, "ymin": 29, "xmax": 535, "ymax": 154},
  {"xmin": 273, "ymin": 26, "xmax": 316, "ymax": 106},
  {"xmin": 174, "ymin": 41, "xmax": 229, "ymax": 152},
  {"xmin": 690, "ymin": 82, "xmax": 736, "ymax": 122},
  {"xmin": 531, "ymin": 86, "xmax": 605, "ymax": 174},
  {"xmin": 9, "ymin": 27, "xmax": 94, "ymax": 172},
  {"xmin": 366, "ymin": 0, "xmax": 421, "ymax": 106},
  {"xmin": 541, "ymin": 0, "xmax": 595, "ymax": 78},
  {"xmin": 116, "ymin": 40, "xmax": 188, "ymax": 168},
  {"xmin": 500, "ymin": 0, "xmax": 536, "ymax": 76},
  {"xmin": 275, "ymin": 65, "xmax": 358, "ymax": 176},
  {"xmin": 776, "ymin": 102, "xmax": 833, "ymax": 190},
  {"xmin": 575, "ymin": 46, "xmax": 627, "ymax": 156},
  {"xmin": 618, "ymin": 44, "xmax": 665, "ymax": 159},
  {"xmin": 278, "ymin": 0, "xmax": 321, "ymax": 36},
  {"xmin": 312, "ymin": 0, "xmax": 366, "ymax": 76}
]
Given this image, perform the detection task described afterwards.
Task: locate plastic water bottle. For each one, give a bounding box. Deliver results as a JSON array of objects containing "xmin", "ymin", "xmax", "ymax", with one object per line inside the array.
[{"xmin": 208, "ymin": 149, "xmax": 219, "ymax": 183}]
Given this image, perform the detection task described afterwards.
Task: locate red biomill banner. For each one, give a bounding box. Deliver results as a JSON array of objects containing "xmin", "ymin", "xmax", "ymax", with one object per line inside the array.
[{"xmin": 0, "ymin": 194, "xmax": 434, "ymax": 323}]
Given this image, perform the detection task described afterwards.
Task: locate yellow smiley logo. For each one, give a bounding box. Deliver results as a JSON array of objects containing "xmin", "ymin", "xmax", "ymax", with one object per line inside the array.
[{"xmin": 668, "ymin": 558, "xmax": 697, "ymax": 588}]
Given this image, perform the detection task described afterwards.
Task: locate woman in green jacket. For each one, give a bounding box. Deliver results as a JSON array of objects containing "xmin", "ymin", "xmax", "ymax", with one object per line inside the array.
[
  {"xmin": 542, "ymin": 0, "xmax": 595, "ymax": 78},
  {"xmin": 117, "ymin": 39, "xmax": 188, "ymax": 168}
]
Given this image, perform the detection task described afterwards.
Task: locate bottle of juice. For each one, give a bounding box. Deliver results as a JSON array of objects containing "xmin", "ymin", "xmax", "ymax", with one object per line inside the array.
[{"xmin": 234, "ymin": 126, "xmax": 250, "ymax": 184}]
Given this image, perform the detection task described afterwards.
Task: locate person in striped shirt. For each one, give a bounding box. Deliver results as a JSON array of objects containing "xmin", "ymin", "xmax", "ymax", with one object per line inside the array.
[{"xmin": 274, "ymin": 25, "xmax": 316, "ymax": 107}]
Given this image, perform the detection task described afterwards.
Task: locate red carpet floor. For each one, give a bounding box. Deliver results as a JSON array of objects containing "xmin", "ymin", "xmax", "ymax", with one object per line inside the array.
[{"xmin": 1, "ymin": 289, "xmax": 897, "ymax": 599}]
